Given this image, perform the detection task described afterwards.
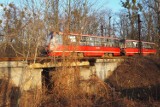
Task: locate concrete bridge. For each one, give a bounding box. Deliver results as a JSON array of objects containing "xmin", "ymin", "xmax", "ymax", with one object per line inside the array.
[{"xmin": 0, "ymin": 58, "xmax": 124, "ymax": 91}]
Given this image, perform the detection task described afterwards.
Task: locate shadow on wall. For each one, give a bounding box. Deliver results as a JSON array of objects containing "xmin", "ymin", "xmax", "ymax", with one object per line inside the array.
[
  {"xmin": 2, "ymin": 61, "xmax": 12, "ymax": 107},
  {"xmin": 0, "ymin": 79, "xmax": 21, "ymax": 107},
  {"xmin": 10, "ymin": 87, "xmax": 21, "ymax": 107}
]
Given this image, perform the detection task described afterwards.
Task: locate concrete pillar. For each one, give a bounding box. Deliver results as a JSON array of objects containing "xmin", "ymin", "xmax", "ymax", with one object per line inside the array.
[
  {"xmin": 19, "ymin": 68, "xmax": 42, "ymax": 91},
  {"xmin": 95, "ymin": 62, "xmax": 118, "ymax": 80},
  {"xmin": 0, "ymin": 61, "xmax": 42, "ymax": 91}
]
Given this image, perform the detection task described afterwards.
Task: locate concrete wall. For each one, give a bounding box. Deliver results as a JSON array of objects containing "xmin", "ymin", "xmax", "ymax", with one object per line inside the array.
[
  {"xmin": 0, "ymin": 61, "xmax": 42, "ymax": 91},
  {"xmin": 80, "ymin": 59, "xmax": 122, "ymax": 80}
]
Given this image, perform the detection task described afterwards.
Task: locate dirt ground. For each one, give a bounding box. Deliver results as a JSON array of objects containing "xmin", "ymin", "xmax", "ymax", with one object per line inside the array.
[
  {"xmin": 105, "ymin": 56, "xmax": 160, "ymax": 106},
  {"xmin": 107, "ymin": 56, "xmax": 160, "ymax": 89}
]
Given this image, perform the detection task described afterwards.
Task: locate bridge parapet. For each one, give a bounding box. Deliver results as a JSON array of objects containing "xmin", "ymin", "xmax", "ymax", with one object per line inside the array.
[
  {"xmin": 28, "ymin": 61, "xmax": 89, "ymax": 68},
  {"xmin": 96, "ymin": 58, "xmax": 124, "ymax": 63},
  {"xmin": 0, "ymin": 61, "xmax": 27, "ymax": 68}
]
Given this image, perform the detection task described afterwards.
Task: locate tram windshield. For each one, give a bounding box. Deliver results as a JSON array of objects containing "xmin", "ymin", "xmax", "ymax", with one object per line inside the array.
[
  {"xmin": 47, "ymin": 32, "xmax": 63, "ymax": 45},
  {"xmin": 46, "ymin": 32, "xmax": 53, "ymax": 45}
]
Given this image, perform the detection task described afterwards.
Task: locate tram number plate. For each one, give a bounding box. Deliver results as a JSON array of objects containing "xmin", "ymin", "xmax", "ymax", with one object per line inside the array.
[{"xmin": 96, "ymin": 47, "xmax": 100, "ymax": 49}]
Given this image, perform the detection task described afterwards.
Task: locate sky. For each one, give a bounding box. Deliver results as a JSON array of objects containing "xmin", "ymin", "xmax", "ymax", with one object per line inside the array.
[
  {"xmin": 84, "ymin": 0, "xmax": 123, "ymax": 13},
  {"xmin": 107, "ymin": 0, "xmax": 123, "ymax": 12},
  {"xmin": 0, "ymin": 0, "xmax": 123, "ymax": 13}
]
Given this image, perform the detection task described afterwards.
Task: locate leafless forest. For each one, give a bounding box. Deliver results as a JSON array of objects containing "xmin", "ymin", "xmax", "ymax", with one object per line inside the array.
[{"xmin": 0, "ymin": 0, "xmax": 160, "ymax": 57}]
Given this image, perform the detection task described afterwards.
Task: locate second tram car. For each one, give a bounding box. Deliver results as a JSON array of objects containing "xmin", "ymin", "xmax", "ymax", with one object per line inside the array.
[
  {"xmin": 46, "ymin": 32, "xmax": 121, "ymax": 57},
  {"xmin": 120, "ymin": 39, "xmax": 156, "ymax": 56}
]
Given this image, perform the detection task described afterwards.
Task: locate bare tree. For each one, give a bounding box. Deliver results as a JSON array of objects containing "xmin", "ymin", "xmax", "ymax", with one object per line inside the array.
[
  {"xmin": 143, "ymin": 0, "xmax": 160, "ymax": 56},
  {"xmin": 117, "ymin": 10, "xmax": 130, "ymax": 39},
  {"xmin": 121, "ymin": 0, "xmax": 142, "ymax": 39}
]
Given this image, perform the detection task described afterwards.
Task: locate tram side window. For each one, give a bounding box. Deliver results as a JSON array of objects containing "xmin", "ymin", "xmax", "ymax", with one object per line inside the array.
[
  {"xmin": 89, "ymin": 37, "xmax": 95, "ymax": 46},
  {"xmin": 69, "ymin": 35, "xmax": 76, "ymax": 43},
  {"xmin": 142, "ymin": 43, "xmax": 155, "ymax": 49},
  {"xmin": 142, "ymin": 43, "xmax": 150, "ymax": 49},
  {"xmin": 133, "ymin": 41, "xmax": 138, "ymax": 48},
  {"xmin": 80, "ymin": 36, "xmax": 87, "ymax": 45},
  {"xmin": 147, "ymin": 44, "xmax": 152, "ymax": 49},
  {"xmin": 119, "ymin": 39, "xmax": 125, "ymax": 48},
  {"xmin": 103, "ymin": 39, "xmax": 107, "ymax": 46},
  {"xmin": 95, "ymin": 38, "xmax": 101, "ymax": 46},
  {"xmin": 119, "ymin": 42, "xmax": 125, "ymax": 48},
  {"xmin": 110, "ymin": 39, "xmax": 114, "ymax": 47},
  {"xmin": 108, "ymin": 39, "xmax": 114, "ymax": 47},
  {"xmin": 101, "ymin": 38, "xmax": 106, "ymax": 46},
  {"xmin": 105, "ymin": 39, "xmax": 110, "ymax": 47},
  {"xmin": 106, "ymin": 39, "xmax": 110, "ymax": 46},
  {"xmin": 126, "ymin": 41, "xmax": 134, "ymax": 48},
  {"xmin": 56, "ymin": 34, "xmax": 63, "ymax": 44},
  {"xmin": 150, "ymin": 44, "xmax": 155, "ymax": 49},
  {"xmin": 145, "ymin": 43, "xmax": 153, "ymax": 49},
  {"xmin": 149, "ymin": 44, "xmax": 155, "ymax": 49},
  {"xmin": 143, "ymin": 43, "xmax": 147, "ymax": 48},
  {"xmin": 85, "ymin": 37, "xmax": 90, "ymax": 46},
  {"xmin": 111, "ymin": 39, "xmax": 115, "ymax": 47},
  {"xmin": 114, "ymin": 40, "xmax": 119, "ymax": 47},
  {"xmin": 81, "ymin": 36, "xmax": 86, "ymax": 42}
]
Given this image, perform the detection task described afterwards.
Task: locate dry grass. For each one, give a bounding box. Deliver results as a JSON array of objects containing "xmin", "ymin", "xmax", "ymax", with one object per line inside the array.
[{"xmin": 40, "ymin": 65, "xmax": 113, "ymax": 107}]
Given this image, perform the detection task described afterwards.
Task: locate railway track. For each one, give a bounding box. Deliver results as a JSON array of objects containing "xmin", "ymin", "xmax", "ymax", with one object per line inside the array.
[{"xmin": 0, "ymin": 56, "xmax": 126, "ymax": 62}]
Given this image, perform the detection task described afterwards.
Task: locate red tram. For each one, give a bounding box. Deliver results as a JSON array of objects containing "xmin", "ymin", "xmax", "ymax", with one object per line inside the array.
[
  {"xmin": 45, "ymin": 32, "xmax": 157, "ymax": 57},
  {"xmin": 46, "ymin": 32, "xmax": 120, "ymax": 57},
  {"xmin": 120, "ymin": 39, "xmax": 156, "ymax": 56}
]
